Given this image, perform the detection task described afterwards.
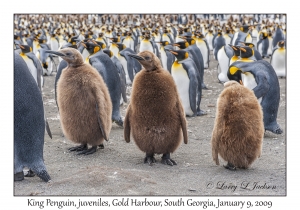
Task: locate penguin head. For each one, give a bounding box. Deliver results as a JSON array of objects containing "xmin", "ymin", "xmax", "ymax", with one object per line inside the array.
[
  {"xmin": 227, "ymin": 65, "xmax": 243, "ymax": 85},
  {"xmin": 166, "ymin": 49, "xmax": 189, "ymax": 61},
  {"xmin": 45, "ymin": 48, "xmax": 84, "ymax": 67},
  {"xmin": 19, "ymin": 44, "xmax": 32, "ymax": 54},
  {"xmin": 128, "ymin": 51, "xmax": 161, "ymax": 72},
  {"xmin": 68, "ymin": 35, "xmax": 79, "ymax": 45},
  {"xmin": 109, "ymin": 37, "xmax": 120, "ymax": 43},
  {"xmin": 82, "ymin": 40, "xmax": 102, "ymax": 55},
  {"xmin": 278, "ymin": 40, "xmax": 285, "ymax": 48},
  {"xmin": 228, "ymin": 44, "xmax": 241, "ymax": 56},
  {"xmin": 116, "ymin": 43, "xmax": 126, "ymax": 52},
  {"xmin": 172, "ymin": 41, "xmax": 189, "ymax": 49},
  {"xmin": 239, "ymin": 46, "xmax": 253, "ymax": 58},
  {"xmin": 103, "ymin": 49, "xmax": 113, "ymax": 58},
  {"xmin": 159, "ymin": 41, "xmax": 169, "ymax": 47}
]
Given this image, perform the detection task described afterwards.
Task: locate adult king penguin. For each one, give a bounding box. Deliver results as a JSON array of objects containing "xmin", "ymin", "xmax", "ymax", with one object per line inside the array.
[
  {"xmin": 46, "ymin": 48, "xmax": 112, "ymax": 155},
  {"xmin": 124, "ymin": 51, "xmax": 188, "ymax": 166},
  {"xmin": 211, "ymin": 80, "xmax": 264, "ymax": 170},
  {"xmin": 14, "ymin": 52, "xmax": 51, "ymax": 182},
  {"xmin": 167, "ymin": 49, "xmax": 204, "ymax": 116},
  {"xmin": 82, "ymin": 40, "xmax": 124, "ymax": 127},
  {"xmin": 156, "ymin": 41, "xmax": 175, "ymax": 72},
  {"xmin": 270, "ymin": 40, "xmax": 286, "ymax": 77},
  {"xmin": 228, "ymin": 60, "xmax": 283, "ymax": 134}
]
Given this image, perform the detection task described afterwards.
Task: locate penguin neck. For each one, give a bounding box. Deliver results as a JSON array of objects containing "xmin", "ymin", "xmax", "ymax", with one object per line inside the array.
[
  {"xmin": 239, "ymin": 58, "xmax": 254, "ymax": 62},
  {"xmin": 69, "ymin": 61, "xmax": 84, "ymax": 68}
]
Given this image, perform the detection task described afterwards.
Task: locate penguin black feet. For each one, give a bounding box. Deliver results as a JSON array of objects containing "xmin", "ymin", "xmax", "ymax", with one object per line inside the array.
[
  {"xmin": 14, "ymin": 171, "xmax": 24, "ymax": 181},
  {"xmin": 197, "ymin": 110, "xmax": 207, "ymax": 116},
  {"xmin": 144, "ymin": 153, "xmax": 156, "ymax": 165},
  {"xmin": 265, "ymin": 124, "xmax": 283, "ymax": 135},
  {"xmin": 202, "ymin": 83, "xmax": 208, "ymax": 90},
  {"xmin": 98, "ymin": 143, "xmax": 104, "ymax": 149},
  {"xmin": 224, "ymin": 162, "xmax": 236, "ymax": 171},
  {"xmin": 161, "ymin": 153, "xmax": 177, "ymax": 166},
  {"xmin": 24, "ymin": 169, "xmax": 35, "ymax": 177},
  {"xmin": 68, "ymin": 144, "xmax": 88, "ymax": 152},
  {"xmin": 77, "ymin": 146, "xmax": 98, "ymax": 155},
  {"xmin": 115, "ymin": 119, "xmax": 123, "ymax": 127}
]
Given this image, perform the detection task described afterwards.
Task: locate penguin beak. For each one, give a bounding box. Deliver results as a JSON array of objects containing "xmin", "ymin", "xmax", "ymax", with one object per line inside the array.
[
  {"xmin": 45, "ymin": 50, "xmax": 65, "ymax": 57},
  {"xmin": 128, "ymin": 54, "xmax": 145, "ymax": 61},
  {"xmin": 239, "ymin": 80, "xmax": 244, "ymax": 85}
]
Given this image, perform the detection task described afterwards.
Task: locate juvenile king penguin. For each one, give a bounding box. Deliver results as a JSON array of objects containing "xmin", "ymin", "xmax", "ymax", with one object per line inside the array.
[
  {"xmin": 228, "ymin": 60, "xmax": 283, "ymax": 134},
  {"xmin": 211, "ymin": 80, "xmax": 264, "ymax": 170},
  {"xmin": 167, "ymin": 49, "xmax": 204, "ymax": 116},
  {"xmin": 270, "ymin": 40, "xmax": 286, "ymax": 77},
  {"xmin": 14, "ymin": 52, "xmax": 51, "ymax": 182},
  {"xmin": 124, "ymin": 51, "xmax": 188, "ymax": 166},
  {"xmin": 46, "ymin": 48, "xmax": 112, "ymax": 155}
]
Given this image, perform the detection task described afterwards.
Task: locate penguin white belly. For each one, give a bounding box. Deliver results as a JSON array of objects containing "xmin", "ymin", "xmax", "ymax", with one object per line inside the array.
[
  {"xmin": 268, "ymin": 37, "xmax": 273, "ymax": 55},
  {"xmin": 205, "ymin": 34, "xmax": 213, "ymax": 50},
  {"xmin": 21, "ymin": 55, "xmax": 38, "ymax": 84},
  {"xmin": 162, "ymin": 34, "xmax": 171, "ymax": 43},
  {"xmin": 43, "ymin": 57, "xmax": 53, "ymax": 76},
  {"xmin": 171, "ymin": 64, "xmax": 194, "ymax": 116},
  {"xmin": 160, "ymin": 48, "xmax": 168, "ymax": 70},
  {"xmin": 50, "ymin": 38, "xmax": 59, "ymax": 51},
  {"xmin": 196, "ymin": 39, "xmax": 209, "ymax": 68},
  {"xmin": 123, "ymin": 38, "xmax": 134, "ymax": 51},
  {"xmin": 109, "ymin": 45, "xmax": 119, "ymax": 57},
  {"xmin": 258, "ymin": 42, "xmax": 262, "ymax": 55},
  {"xmin": 242, "ymin": 73, "xmax": 262, "ymax": 103},
  {"xmin": 139, "ymin": 40, "xmax": 153, "ymax": 53},
  {"xmin": 245, "ymin": 34, "xmax": 252, "ymax": 43},
  {"xmin": 81, "ymin": 48, "xmax": 90, "ymax": 61},
  {"xmin": 231, "ymin": 32, "xmax": 238, "ymax": 45},
  {"xmin": 224, "ymin": 35, "xmax": 231, "ymax": 45},
  {"xmin": 118, "ymin": 55, "xmax": 131, "ymax": 85},
  {"xmin": 271, "ymin": 48, "xmax": 286, "ymax": 77},
  {"xmin": 217, "ymin": 46, "xmax": 229, "ymax": 82}
]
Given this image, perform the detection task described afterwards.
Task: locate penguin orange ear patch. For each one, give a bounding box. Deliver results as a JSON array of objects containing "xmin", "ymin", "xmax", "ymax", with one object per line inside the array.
[{"xmin": 94, "ymin": 46, "xmax": 100, "ymax": 53}]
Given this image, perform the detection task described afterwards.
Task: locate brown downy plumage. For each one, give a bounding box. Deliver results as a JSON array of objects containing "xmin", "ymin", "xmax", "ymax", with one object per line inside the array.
[
  {"xmin": 211, "ymin": 80, "xmax": 264, "ymax": 170},
  {"xmin": 124, "ymin": 51, "xmax": 188, "ymax": 166},
  {"xmin": 47, "ymin": 48, "xmax": 112, "ymax": 155}
]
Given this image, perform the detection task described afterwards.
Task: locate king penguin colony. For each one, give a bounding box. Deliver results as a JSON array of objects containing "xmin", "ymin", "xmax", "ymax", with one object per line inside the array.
[{"xmin": 14, "ymin": 14, "xmax": 286, "ymax": 182}]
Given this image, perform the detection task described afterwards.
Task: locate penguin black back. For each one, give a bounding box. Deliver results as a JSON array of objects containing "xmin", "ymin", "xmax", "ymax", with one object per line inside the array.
[{"xmin": 14, "ymin": 52, "xmax": 51, "ymax": 182}]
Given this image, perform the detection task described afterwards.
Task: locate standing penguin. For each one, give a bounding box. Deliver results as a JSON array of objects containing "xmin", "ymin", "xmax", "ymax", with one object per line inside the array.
[
  {"xmin": 82, "ymin": 40, "xmax": 124, "ymax": 127},
  {"xmin": 124, "ymin": 51, "xmax": 188, "ymax": 166},
  {"xmin": 211, "ymin": 80, "xmax": 264, "ymax": 170},
  {"xmin": 46, "ymin": 48, "xmax": 112, "ymax": 155},
  {"xmin": 14, "ymin": 52, "xmax": 51, "ymax": 182},
  {"xmin": 167, "ymin": 49, "xmax": 203, "ymax": 116},
  {"xmin": 194, "ymin": 32, "xmax": 210, "ymax": 69},
  {"xmin": 257, "ymin": 30, "xmax": 269, "ymax": 58},
  {"xmin": 270, "ymin": 40, "xmax": 286, "ymax": 77},
  {"xmin": 103, "ymin": 49, "xmax": 127, "ymax": 103},
  {"xmin": 228, "ymin": 60, "xmax": 283, "ymax": 134},
  {"xmin": 217, "ymin": 44, "xmax": 234, "ymax": 83},
  {"xmin": 156, "ymin": 41, "xmax": 175, "ymax": 72},
  {"xmin": 213, "ymin": 30, "xmax": 226, "ymax": 61}
]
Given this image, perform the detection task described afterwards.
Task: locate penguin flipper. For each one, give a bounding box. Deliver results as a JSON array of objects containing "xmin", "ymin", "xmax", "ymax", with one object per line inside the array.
[
  {"xmin": 177, "ymin": 100, "xmax": 188, "ymax": 144},
  {"xmin": 118, "ymin": 64, "xmax": 127, "ymax": 103},
  {"xmin": 224, "ymin": 45, "xmax": 234, "ymax": 59},
  {"xmin": 252, "ymin": 71, "xmax": 270, "ymax": 99},
  {"xmin": 95, "ymin": 102, "xmax": 109, "ymax": 141},
  {"xmin": 182, "ymin": 62, "xmax": 198, "ymax": 115},
  {"xmin": 124, "ymin": 104, "xmax": 131, "ymax": 143}
]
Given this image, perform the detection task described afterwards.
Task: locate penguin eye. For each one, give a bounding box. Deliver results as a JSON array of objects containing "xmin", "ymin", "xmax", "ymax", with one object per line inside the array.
[{"xmin": 145, "ymin": 56, "xmax": 150, "ymax": 60}]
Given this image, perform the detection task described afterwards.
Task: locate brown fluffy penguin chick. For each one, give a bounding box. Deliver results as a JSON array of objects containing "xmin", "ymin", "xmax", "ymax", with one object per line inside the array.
[
  {"xmin": 46, "ymin": 48, "xmax": 112, "ymax": 155},
  {"xmin": 211, "ymin": 80, "xmax": 264, "ymax": 170},
  {"xmin": 124, "ymin": 51, "xmax": 188, "ymax": 166}
]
